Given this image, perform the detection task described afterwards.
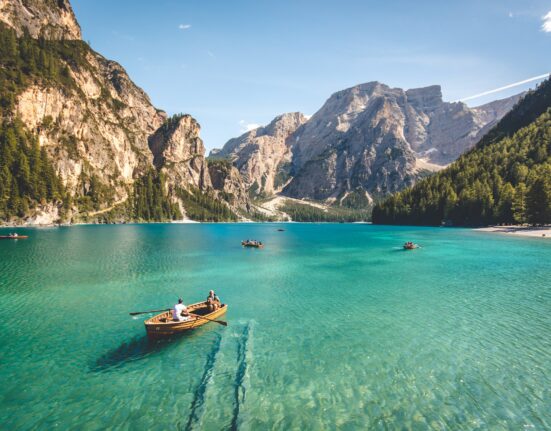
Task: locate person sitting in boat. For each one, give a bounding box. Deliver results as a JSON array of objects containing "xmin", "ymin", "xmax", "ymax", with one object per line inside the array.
[
  {"xmin": 172, "ymin": 298, "xmax": 191, "ymax": 322},
  {"xmin": 206, "ymin": 290, "xmax": 220, "ymax": 311}
]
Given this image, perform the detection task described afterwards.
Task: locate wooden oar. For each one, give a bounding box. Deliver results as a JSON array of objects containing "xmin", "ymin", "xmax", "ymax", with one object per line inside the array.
[
  {"xmin": 129, "ymin": 308, "xmax": 170, "ymax": 316},
  {"xmin": 189, "ymin": 313, "xmax": 228, "ymax": 326}
]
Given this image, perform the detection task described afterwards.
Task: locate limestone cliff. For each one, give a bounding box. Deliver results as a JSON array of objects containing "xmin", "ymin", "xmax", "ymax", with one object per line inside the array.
[
  {"xmin": 0, "ymin": 0, "xmax": 81, "ymax": 39},
  {"xmin": 218, "ymin": 81, "xmax": 522, "ymax": 203},
  {"xmin": 149, "ymin": 114, "xmax": 211, "ymax": 191},
  {"xmin": 0, "ymin": 0, "xmax": 248, "ymax": 224},
  {"xmin": 213, "ymin": 112, "xmax": 307, "ymax": 197},
  {"xmin": 207, "ymin": 160, "xmax": 251, "ymax": 213},
  {"xmin": 286, "ymin": 82, "xmax": 523, "ymax": 201}
]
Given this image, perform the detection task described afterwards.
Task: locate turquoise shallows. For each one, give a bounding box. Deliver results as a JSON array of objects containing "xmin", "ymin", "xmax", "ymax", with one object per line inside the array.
[{"xmin": 0, "ymin": 224, "xmax": 549, "ymax": 429}]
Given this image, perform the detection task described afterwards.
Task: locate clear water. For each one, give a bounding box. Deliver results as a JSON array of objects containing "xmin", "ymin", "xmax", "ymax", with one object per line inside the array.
[{"xmin": 0, "ymin": 224, "xmax": 549, "ymax": 430}]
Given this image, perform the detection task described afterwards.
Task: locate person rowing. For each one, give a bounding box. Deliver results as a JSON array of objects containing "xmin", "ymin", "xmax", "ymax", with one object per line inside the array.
[{"xmin": 172, "ymin": 298, "xmax": 191, "ymax": 322}]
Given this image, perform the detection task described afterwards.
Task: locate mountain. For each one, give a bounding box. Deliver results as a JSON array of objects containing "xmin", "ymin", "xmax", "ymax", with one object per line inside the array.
[
  {"xmin": 212, "ymin": 112, "xmax": 307, "ymax": 196},
  {"xmin": 0, "ymin": 0, "xmax": 250, "ymax": 224},
  {"xmin": 0, "ymin": 0, "xmax": 81, "ymax": 40},
  {"xmin": 372, "ymin": 78, "xmax": 551, "ymax": 226},
  {"xmin": 216, "ymin": 82, "xmax": 522, "ymax": 204}
]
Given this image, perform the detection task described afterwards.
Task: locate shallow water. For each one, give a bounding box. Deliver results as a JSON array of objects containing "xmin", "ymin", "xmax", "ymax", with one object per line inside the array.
[{"xmin": 0, "ymin": 224, "xmax": 549, "ymax": 430}]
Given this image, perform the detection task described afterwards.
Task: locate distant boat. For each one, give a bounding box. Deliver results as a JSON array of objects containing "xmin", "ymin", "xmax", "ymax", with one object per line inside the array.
[
  {"xmin": 0, "ymin": 235, "xmax": 28, "ymax": 240},
  {"xmin": 144, "ymin": 301, "xmax": 227, "ymax": 338},
  {"xmin": 277, "ymin": 228, "xmax": 285, "ymax": 231},
  {"xmin": 242, "ymin": 240, "xmax": 264, "ymax": 248},
  {"xmin": 403, "ymin": 242, "xmax": 419, "ymax": 250}
]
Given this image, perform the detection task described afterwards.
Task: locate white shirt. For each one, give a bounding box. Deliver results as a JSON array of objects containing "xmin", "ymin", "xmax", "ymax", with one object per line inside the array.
[{"xmin": 172, "ymin": 303, "xmax": 188, "ymax": 321}]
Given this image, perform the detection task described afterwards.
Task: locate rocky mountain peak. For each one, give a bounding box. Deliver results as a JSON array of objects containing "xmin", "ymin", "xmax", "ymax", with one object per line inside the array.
[
  {"xmin": 405, "ymin": 85, "xmax": 443, "ymax": 112},
  {"xmin": 213, "ymin": 111, "xmax": 308, "ymax": 197},
  {"xmin": 0, "ymin": 0, "xmax": 82, "ymax": 40},
  {"xmin": 148, "ymin": 114, "xmax": 210, "ymax": 191},
  {"xmin": 259, "ymin": 112, "xmax": 307, "ymax": 139},
  {"xmin": 219, "ymin": 80, "xmax": 524, "ymax": 204}
]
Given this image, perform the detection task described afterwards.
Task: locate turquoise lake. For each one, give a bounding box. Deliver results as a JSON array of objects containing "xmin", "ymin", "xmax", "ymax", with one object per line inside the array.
[{"xmin": 0, "ymin": 224, "xmax": 549, "ymax": 430}]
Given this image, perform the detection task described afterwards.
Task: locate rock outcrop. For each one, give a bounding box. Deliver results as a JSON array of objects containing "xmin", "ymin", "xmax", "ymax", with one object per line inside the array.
[
  {"xmin": 207, "ymin": 160, "xmax": 251, "ymax": 213},
  {"xmin": 213, "ymin": 112, "xmax": 307, "ymax": 197},
  {"xmin": 149, "ymin": 114, "xmax": 211, "ymax": 191},
  {"xmin": 0, "ymin": 0, "xmax": 81, "ymax": 39},
  {"xmin": 1, "ymin": 0, "xmax": 249, "ymax": 223},
  {"xmin": 217, "ymin": 81, "xmax": 522, "ymax": 202}
]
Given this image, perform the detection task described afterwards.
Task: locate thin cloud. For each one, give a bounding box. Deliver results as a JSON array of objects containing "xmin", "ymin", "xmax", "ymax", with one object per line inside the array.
[
  {"xmin": 542, "ymin": 11, "xmax": 551, "ymax": 32},
  {"xmin": 239, "ymin": 120, "xmax": 261, "ymax": 133},
  {"xmin": 459, "ymin": 73, "xmax": 550, "ymax": 102},
  {"xmin": 178, "ymin": 24, "xmax": 191, "ymax": 30},
  {"xmin": 207, "ymin": 50, "xmax": 216, "ymax": 59}
]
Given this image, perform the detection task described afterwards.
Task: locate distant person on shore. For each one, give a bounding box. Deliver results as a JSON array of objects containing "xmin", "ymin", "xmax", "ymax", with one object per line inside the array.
[
  {"xmin": 172, "ymin": 298, "xmax": 191, "ymax": 322},
  {"xmin": 206, "ymin": 290, "xmax": 220, "ymax": 311}
]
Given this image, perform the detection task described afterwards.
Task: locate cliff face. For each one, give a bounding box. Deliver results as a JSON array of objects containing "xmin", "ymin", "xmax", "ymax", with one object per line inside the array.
[
  {"xmin": 0, "ymin": 0, "xmax": 248, "ymax": 224},
  {"xmin": 15, "ymin": 52, "xmax": 165, "ymax": 209},
  {"xmin": 214, "ymin": 112, "xmax": 307, "ymax": 197},
  {"xmin": 217, "ymin": 82, "xmax": 522, "ymax": 202},
  {"xmin": 149, "ymin": 114, "xmax": 211, "ymax": 191},
  {"xmin": 286, "ymin": 83, "xmax": 523, "ymax": 201},
  {"xmin": 207, "ymin": 160, "xmax": 251, "ymax": 213},
  {"xmin": 0, "ymin": 0, "xmax": 81, "ymax": 39}
]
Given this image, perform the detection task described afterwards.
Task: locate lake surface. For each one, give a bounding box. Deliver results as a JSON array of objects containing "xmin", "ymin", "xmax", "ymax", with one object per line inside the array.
[{"xmin": 0, "ymin": 224, "xmax": 549, "ymax": 430}]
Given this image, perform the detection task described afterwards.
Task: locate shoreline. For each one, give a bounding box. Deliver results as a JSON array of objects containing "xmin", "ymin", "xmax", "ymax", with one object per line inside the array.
[
  {"xmin": 474, "ymin": 225, "xmax": 551, "ymax": 239},
  {"xmin": 0, "ymin": 220, "xmax": 372, "ymax": 228}
]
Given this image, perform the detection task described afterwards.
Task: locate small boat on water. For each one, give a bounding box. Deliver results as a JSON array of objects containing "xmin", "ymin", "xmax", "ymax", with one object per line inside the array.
[
  {"xmin": 242, "ymin": 240, "xmax": 264, "ymax": 248},
  {"xmin": 403, "ymin": 242, "xmax": 419, "ymax": 250},
  {"xmin": 0, "ymin": 235, "xmax": 28, "ymax": 240},
  {"xmin": 144, "ymin": 301, "xmax": 228, "ymax": 338},
  {"xmin": 277, "ymin": 228, "xmax": 285, "ymax": 232}
]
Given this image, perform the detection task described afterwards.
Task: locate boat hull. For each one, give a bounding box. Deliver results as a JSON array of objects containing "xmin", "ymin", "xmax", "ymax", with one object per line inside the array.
[
  {"xmin": 0, "ymin": 235, "xmax": 28, "ymax": 239},
  {"xmin": 144, "ymin": 301, "xmax": 227, "ymax": 338}
]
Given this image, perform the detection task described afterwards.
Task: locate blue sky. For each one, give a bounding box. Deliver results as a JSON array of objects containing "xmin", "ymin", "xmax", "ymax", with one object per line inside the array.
[{"xmin": 71, "ymin": 0, "xmax": 551, "ymax": 151}]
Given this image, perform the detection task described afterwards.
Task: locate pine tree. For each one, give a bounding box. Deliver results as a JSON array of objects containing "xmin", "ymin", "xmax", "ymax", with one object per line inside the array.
[
  {"xmin": 526, "ymin": 177, "xmax": 551, "ymax": 224},
  {"xmin": 512, "ymin": 183, "xmax": 527, "ymax": 224}
]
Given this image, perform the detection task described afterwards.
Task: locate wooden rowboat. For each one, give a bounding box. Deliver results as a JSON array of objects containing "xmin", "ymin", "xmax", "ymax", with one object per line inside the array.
[
  {"xmin": 0, "ymin": 235, "xmax": 29, "ymax": 240},
  {"xmin": 144, "ymin": 301, "xmax": 227, "ymax": 338}
]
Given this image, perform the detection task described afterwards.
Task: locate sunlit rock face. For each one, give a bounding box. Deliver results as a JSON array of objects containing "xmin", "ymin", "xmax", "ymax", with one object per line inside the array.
[
  {"xmin": 214, "ymin": 112, "xmax": 307, "ymax": 197},
  {"xmin": 4, "ymin": 0, "xmax": 249, "ymax": 222},
  {"xmin": 218, "ymin": 81, "xmax": 522, "ymax": 202}
]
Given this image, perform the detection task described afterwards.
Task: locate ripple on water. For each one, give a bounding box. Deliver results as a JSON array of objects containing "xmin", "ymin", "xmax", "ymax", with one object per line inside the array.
[{"xmin": 0, "ymin": 224, "xmax": 549, "ymax": 429}]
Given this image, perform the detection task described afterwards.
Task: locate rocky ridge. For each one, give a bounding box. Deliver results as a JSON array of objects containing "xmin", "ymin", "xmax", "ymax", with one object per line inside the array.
[
  {"xmin": 0, "ymin": 0, "xmax": 250, "ymax": 224},
  {"xmin": 216, "ymin": 82, "xmax": 523, "ymax": 203},
  {"xmin": 214, "ymin": 112, "xmax": 307, "ymax": 196}
]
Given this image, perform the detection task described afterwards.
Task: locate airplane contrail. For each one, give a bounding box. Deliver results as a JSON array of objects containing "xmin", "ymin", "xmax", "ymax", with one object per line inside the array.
[{"xmin": 459, "ymin": 73, "xmax": 550, "ymax": 102}]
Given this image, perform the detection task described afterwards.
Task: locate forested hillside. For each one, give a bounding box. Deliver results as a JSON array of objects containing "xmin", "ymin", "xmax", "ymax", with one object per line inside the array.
[
  {"xmin": 0, "ymin": 119, "xmax": 66, "ymax": 219},
  {"xmin": 0, "ymin": 12, "xmax": 248, "ymax": 224},
  {"xmin": 372, "ymin": 79, "xmax": 551, "ymax": 226}
]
